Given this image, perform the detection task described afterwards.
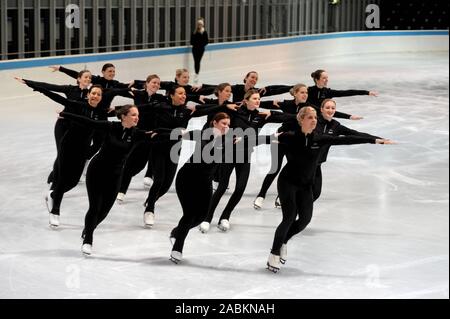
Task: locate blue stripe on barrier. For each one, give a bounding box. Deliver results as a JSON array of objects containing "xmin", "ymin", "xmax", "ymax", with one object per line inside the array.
[{"xmin": 0, "ymin": 30, "xmax": 448, "ymax": 71}]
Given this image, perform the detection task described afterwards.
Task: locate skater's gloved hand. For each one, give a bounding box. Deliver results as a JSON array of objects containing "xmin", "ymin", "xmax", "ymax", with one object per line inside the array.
[
  {"xmin": 192, "ymin": 85, "xmax": 202, "ymax": 92},
  {"xmin": 14, "ymin": 77, "xmax": 25, "ymax": 84},
  {"xmin": 226, "ymin": 104, "xmax": 239, "ymax": 111},
  {"xmin": 258, "ymin": 110, "xmax": 271, "ymax": 119},
  {"xmin": 49, "ymin": 65, "xmax": 61, "ymax": 72},
  {"xmin": 258, "ymin": 87, "xmax": 267, "ymax": 95}
]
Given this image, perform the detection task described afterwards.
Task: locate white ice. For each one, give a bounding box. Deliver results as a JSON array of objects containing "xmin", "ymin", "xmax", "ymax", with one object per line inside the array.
[{"xmin": 0, "ymin": 50, "xmax": 448, "ymax": 299}]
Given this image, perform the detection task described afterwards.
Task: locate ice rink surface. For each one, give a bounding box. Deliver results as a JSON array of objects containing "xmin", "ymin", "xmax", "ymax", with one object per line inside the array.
[{"xmin": 0, "ymin": 50, "xmax": 448, "ymax": 299}]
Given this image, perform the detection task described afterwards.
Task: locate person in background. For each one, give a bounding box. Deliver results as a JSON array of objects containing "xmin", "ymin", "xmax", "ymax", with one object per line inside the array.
[{"xmin": 190, "ymin": 17, "xmax": 209, "ymax": 84}]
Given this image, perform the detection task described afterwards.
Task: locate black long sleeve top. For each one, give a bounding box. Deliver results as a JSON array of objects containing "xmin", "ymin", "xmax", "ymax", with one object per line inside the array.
[
  {"xmin": 218, "ymin": 106, "xmax": 295, "ymax": 162},
  {"xmin": 161, "ymin": 81, "xmax": 216, "ymax": 100},
  {"xmin": 132, "ymin": 80, "xmax": 216, "ymax": 100},
  {"xmin": 152, "ymin": 101, "xmax": 225, "ymax": 133},
  {"xmin": 95, "ymin": 87, "xmax": 134, "ymax": 118},
  {"xmin": 315, "ymin": 117, "xmax": 381, "ymax": 164},
  {"xmin": 31, "ymin": 86, "xmax": 100, "ymax": 121},
  {"xmin": 278, "ymin": 129, "xmax": 376, "ymax": 186},
  {"xmin": 230, "ymin": 106, "xmax": 296, "ymax": 135},
  {"xmin": 59, "ymin": 66, "xmax": 130, "ymax": 89},
  {"xmin": 24, "ymin": 79, "xmax": 88, "ymax": 101},
  {"xmin": 259, "ymin": 99, "xmax": 353, "ymax": 133},
  {"xmin": 307, "ymin": 85, "xmax": 370, "ymax": 108},
  {"xmin": 231, "ymin": 84, "xmax": 293, "ymax": 104},
  {"xmin": 128, "ymin": 90, "xmax": 168, "ymax": 106},
  {"xmin": 32, "ymin": 86, "xmax": 100, "ymax": 145},
  {"xmin": 190, "ymin": 31, "xmax": 209, "ymax": 49},
  {"xmin": 24, "ymin": 78, "xmax": 128, "ymax": 119},
  {"xmin": 60, "ymin": 112, "xmax": 154, "ymax": 168},
  {"xmin": 170, "ymin": 129, "xmax": 274, "ymax": 177},
  {"xmin": 114, "ymin": 90, "xmax": 168, "ymax": 130},
  {"xmin": 193, "ymin": 98, "xmax": 235, "ymax": 130}
]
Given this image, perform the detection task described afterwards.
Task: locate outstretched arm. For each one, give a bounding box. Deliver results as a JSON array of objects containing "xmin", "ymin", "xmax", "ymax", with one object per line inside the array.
[
  {"xmin": 261, "ymin": 85, "xmax": 293, "ymax": 97},
  {"xmin": 259, "ymin": 100, "xmax": 281, "ymax": 110},
  {"xmin": 27, "ymin": 85, "xmax": 72, "ymax": 108},
  {"xmin": 315, "ymin": 133, "xmax": 388, "ymax": 146},
  {"xmin": 59, "ymin": 111, "xmax": 111, "ymax": 130},
  {"xmin": 20, "ymin": 78, "xmax": 74, "ymax": 96},
  {"xmin": 327, "ymin": 88, "xmax": 375, "ymax": 98},
  {"xmin": 263, "ymin": 111, "xmax": 297, "ymax": 124},
  {"xmin": 190, "ymin": 103, "xmax": 225, "ymax": 117},
  {"xmin": 49, "ymin": 66, "xmax": 80, "ymax": 80},
  {"xmin": 336, "ymin": 124, "xmax": 382, "ymax": 140}
]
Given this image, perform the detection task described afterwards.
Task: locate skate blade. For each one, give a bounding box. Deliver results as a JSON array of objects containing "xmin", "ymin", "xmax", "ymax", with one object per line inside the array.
[
  {"xmin": 266, "ymin": 263, "xmax": 280, "ymax": 273},
  {"xmin": 217, "ymin": 226, "xmax": 228, "ymax": 232}
]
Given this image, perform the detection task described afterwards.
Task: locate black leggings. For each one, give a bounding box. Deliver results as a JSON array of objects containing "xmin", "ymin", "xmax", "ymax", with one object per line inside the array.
[
  {"xmin": 271, "ymin": 173, "xmax": 314, "ymax": 255},
  {"xmin": 83, "ymin": 158, "xmax": 122, "ymax": 245},
  {"xmin": 144, "ymin": 159, "xmax": 153, "ymax": 179},
  {"xmin": 171, "ymin": 168, "xmax": 212, "ymax": 253},
  {"xmin": 86, "ymin": 130, "xmax": 107, "ymax": 160},
  {"xmin": 313, "ymin": 165, "xmax": 323, "ymax": 202},
  {"xmin": 257, "ymin": 142, "xmax": 286, "ymax": 198},
  {"xmin": 192, "ymin": 47, "xmax": 205, "ymax": 75},
  {"xmin": 268, "ymin": 163, "xmax": 323, "ymax": 208},
  {"xmin": 50, "ymin": 141, "xmax": 89, "ymax": 215},
  {"xmin": 48, "ymin": 119, "xmax": 70, "ymax": 184},
  {"xmin": 204, "ymin": 162, "xmax": 251, "ymax": 223},
  {"xmin": 144, "ymin": 143, "xmax": 179, "ymax": 213},
  {"xmin": 119, "ymin": 141, "xmax": 152, "ymax": 194}
]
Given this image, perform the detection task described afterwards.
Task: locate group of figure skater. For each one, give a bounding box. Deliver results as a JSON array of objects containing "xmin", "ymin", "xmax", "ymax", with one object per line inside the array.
[{"xmin": 15, "ymin": 62, "xmax": 394, "ymax": 273}]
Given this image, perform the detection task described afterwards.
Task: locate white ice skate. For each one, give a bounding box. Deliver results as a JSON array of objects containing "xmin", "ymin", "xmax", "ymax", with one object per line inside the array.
[
  {"xmin": 116, "ymin": 192, "xmax": 125, "ymax": 203},
  {"xmin": 143, "ymin": 177, "xmax": 153, "ymax": 189},
  {"xmin": 267, "ymin": 253, "xmax": 281, "ymax": 273},
  {"xmin": 199, "ymin": 222, "xmax": 210, "ymax": 233},
  {"xmin": 82, "ymin": 244, "xmax": 92, "ymax": 256},
  {"xmin": 253, "ymin": 197, "xmax": 265, "ymax": 210},
  {"xmin": 48, "ymin": 213, "xmax": 60, "ymax": 228},
  {"xmin": 144, "ymin": 212, "xmax": 155, "ymax": 228},
  {"xmin": 170, "ymin": 251, "xmax": 182, "ymax": 264},
  {"xmin": 217, "ymin": 219, "xmax": 230, "ymax": 232}
]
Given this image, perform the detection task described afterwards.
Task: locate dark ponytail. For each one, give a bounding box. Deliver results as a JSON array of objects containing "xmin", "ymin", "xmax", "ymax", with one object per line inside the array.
[
  {"xmin": 116, "ymin": 104, "xmax": 137, "ymax": 120},
  {"xmin": 214, "ymin": 83, "xmax": 231, "ymax": 97},
  {"xmin": 102, "ymin": 63, "xmax": 115, "ymax": 72},
  {"xmin": 76, "ymin": 70, "xmax": 92, "ymax": 85},
  {"xmin": 311, "ymin": 69, "xmax": 326, "ymax": 84},
  {"xmin": 88, "ymin": 84, "xmax": 103, "ymax": 94},
  {"xmin": 210, "ymin": 112, "xmax": 230, "ymax": 127}
]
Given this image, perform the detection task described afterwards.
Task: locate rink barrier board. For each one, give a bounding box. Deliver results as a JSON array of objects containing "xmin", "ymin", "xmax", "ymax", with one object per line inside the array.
[{"xmin": 0, "ymin": 30, "xmax": 448, "ymax": 71}]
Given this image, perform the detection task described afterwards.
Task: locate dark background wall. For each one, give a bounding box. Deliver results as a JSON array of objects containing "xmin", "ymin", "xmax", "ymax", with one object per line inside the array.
[
  {"xmin": 379, "ymin": 0, "xmax": 449, "ymax": 30},
  {"xmin": 1, "ymin": 0, "xmax": 448, "ymax": 60}
]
